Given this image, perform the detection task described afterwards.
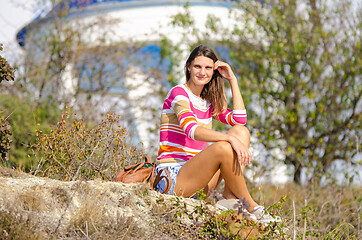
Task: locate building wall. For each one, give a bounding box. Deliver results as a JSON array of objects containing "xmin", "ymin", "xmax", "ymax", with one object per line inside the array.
[{"xmin": 18, "ymin": 1, "xmax": 237, "ymax": 155}]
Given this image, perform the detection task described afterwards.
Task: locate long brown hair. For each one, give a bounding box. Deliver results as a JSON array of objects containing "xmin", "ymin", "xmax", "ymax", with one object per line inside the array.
[{"xmin": 185, "ymin": 45, "xmax": 226, "ymax": 115}]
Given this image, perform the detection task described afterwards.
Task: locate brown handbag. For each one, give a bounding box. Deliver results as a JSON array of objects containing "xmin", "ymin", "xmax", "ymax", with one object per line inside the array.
[{"xmin": 114, "ymin": 156, "xmax": 171, "ymax": 194}]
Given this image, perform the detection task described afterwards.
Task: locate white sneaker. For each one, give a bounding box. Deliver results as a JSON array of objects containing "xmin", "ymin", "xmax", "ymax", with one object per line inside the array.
[
  {"xmin": 215, "ymin": 199, "xmax": 238, "ymax": 211},
  {"xmin": 215, "ymin": 199, "xmax": 251, "ymax": 219},
  {"xmin": 249, "ymin": 206, "xmax": 281, "ymax": 224}
]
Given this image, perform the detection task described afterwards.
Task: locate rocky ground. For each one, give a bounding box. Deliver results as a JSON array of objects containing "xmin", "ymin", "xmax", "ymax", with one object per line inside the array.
[{"xmin": 0, "ymin": 167, "xmax": 218, "ymax": 239}]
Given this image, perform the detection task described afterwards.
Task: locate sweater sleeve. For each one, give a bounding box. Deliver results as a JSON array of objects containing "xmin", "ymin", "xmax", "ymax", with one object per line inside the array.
[
  {"xmin": 168, "ymin": 87, "xmax": 199, "ymax": 139},
  {"xmin": 214, "ymin": 109, "xmax": 247, "ymax": 126}
]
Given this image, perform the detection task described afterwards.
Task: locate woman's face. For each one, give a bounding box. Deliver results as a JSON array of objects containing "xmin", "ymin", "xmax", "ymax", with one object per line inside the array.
[{"xmin": 187, "ymin": 56, "xmax": 214, "ymax": 88}]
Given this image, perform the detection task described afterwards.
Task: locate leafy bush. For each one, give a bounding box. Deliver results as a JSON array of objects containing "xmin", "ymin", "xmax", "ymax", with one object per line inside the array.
[
  {"xmin": 0, "ymin": 43, "xmax": 15, "ymax": 83},
  {"xmin": 0, "ymin": 94, "xmax": 61, "ymax": 170},
  {"xmin": 0, "ymin": 116, "xmax": 12, "ymax": 162},
  {"xmin": 0, "ymin": 44, "xmax": 15, "ymax": 164},
  {"xmin": 33, "ymin": 107, "xmax": 144, "ymax": 181}
]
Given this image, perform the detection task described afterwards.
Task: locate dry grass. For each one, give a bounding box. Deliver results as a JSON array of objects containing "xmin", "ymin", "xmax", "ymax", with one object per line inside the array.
[
  {"xmin": 0, "ymin": 166, "xmax": 29, "ymax": 178},
  {"xmin": 0, "ymin": 211, "xmax": 46, "ymax": 240},
  {"xmin": 247, "ymin": 182, "xmax": 361, "ymax": 239}
]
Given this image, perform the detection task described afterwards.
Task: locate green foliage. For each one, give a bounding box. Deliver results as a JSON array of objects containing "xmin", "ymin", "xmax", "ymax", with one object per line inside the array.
[
  {"xmin": 0, "ymin": 45, "xmax": 15, "ymax": 163},
  {"xmin": 162, "ymin": 0, "xmax": 361, "ymax": 184},
  {"xmin": 159, "ymin": 35, "xmax": 184, "ymax": 87},
  {"xmin": 195, "ymin": 189, "xmax": 207, "ymax": 201},
  {"xmin": 171, "ymin": 2, "xmax": 194, "ymax": 28},
  {"xmin": 0, "ymin": 43, "xmax": 15, "ymax": 83},
  {"xmin": 33, "ymin": 108, "xmax": 144, "ymax": 181},
  {"xmin": 225, "ymin": 0, "xmax": 361, "ymax": 183},
  {"xmin": 0, "ymin": 116, "xmax": 12, "ymax": 162},
  {"xmin": 0, "ymin": 94, "xmax": 61, "ymax": 170}
]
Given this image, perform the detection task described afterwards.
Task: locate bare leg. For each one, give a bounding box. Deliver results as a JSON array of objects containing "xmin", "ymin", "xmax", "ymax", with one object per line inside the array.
[
  {"xmin": 223, "ymin": 185, "xmax": 237, "ymax": 199},
  {"xmin": 203, "ymin": 170, "xmax": 237, "ymax": 200},
  {"xmin": 222, "ymin": 125, "xmax": 251, "ymax": 200},
  {"xmin": 205, "ymin": 174, "xmax": 237, "ymax": 200},
  {"xmin": 203, "ymin": 170, "xmax": 221, "ymax": 197},
  {"xmin": 201, "ymin": 126, "xmax": 257, "ymax": 206},
  {"xmin": 174, "ymin": 125, "xmax": 258, "ymax": 212}
]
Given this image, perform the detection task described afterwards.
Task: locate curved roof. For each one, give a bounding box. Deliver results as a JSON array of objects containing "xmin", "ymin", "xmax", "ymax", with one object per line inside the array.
[{"xmin": 16, "ymin": 0, "xmax": 235, "ymax": 47}]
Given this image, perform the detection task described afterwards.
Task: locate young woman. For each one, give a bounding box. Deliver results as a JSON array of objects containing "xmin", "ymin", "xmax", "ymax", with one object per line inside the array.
[{"xmin": 155, "ymin": 45, "xmax": 280, "ymax": 224}]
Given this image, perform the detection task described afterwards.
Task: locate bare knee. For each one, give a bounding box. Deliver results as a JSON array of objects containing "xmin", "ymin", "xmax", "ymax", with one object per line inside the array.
[
  {"xmin": 228, "ymin": 125, "xmax": 250, "ymax": 142},
  {"xmin": 230, "ymin": 125, "xmax": 250, "ymax": 137},
  {"xmin": 212, "ymin": 141, "xmax": 244, "ymax": 176},
  {"xmin": 211, "ymin": 141, "xmax": 234, "ymax": 160}
]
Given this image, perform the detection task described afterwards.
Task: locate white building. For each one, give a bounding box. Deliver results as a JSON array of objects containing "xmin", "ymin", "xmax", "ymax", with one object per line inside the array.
[{"xmin": 16, "ymin": 0, "xmax": 237, "ymax": 153}]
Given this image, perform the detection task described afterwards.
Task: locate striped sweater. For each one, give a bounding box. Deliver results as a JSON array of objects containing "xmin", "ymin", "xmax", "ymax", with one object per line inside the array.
[{"xmin": 157, "ymin": 84, "xmax": 247, "ymax": 164}]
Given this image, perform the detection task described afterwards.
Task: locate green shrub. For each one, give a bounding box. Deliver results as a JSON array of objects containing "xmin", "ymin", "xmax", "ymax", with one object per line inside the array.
[
  {"xmin": 0, "ymin": 43, "xmax": 15, "ymax": 83},
  {"xmin": 0, "ymin": 116, "xmax": 12, "ymax": 162},
  {"xmin": 33, "ymin": 108, "xmax": 144, "ymax": 181},
  {"xmin": 0, "ymin": 94, "xmax": 61, "ymax": 170}
]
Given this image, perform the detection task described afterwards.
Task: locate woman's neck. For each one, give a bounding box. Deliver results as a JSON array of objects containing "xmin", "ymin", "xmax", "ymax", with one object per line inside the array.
[{"xmin": 185, "ymin": 82, "xmax": 203, "ymax": 97}]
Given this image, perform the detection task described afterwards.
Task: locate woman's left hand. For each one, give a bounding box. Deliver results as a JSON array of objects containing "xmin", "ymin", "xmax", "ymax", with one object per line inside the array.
[
  {"xmin": 228, "ymin": 135, "xmax": 252, "ymax": 166},
  {"xmin": 214, "ymin": 60, "xmax": 236, "ymax": 82}
]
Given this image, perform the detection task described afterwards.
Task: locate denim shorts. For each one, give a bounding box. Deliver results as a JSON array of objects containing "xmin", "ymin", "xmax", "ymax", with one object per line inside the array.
[{"xmin": 154, "ymin": 162, "xmax": 185, "ymax": 195}]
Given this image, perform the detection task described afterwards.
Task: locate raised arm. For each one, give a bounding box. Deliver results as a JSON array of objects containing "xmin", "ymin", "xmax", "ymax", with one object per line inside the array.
[
  {"xmin": 214, "ymin": 60, "xmax": 245, "ymax": 111},
  {"xmin": 195, "ymin": 61, "xmax": 251, "ymax": 164}
]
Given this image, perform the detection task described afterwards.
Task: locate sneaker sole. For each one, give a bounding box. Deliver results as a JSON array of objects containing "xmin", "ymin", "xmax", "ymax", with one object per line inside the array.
[
  {"xmin": 215, "ymin": 204, "xmax": 230, "ymax": 211},
  {"xmin": 251, "ymin": 216, "xmax": 282, "ymax": 224}
]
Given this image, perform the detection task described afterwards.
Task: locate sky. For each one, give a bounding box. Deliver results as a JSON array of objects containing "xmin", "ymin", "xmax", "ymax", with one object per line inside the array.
[{"xmin": 0, "ymin": 0, "xmax": 39, "ymax": 63}]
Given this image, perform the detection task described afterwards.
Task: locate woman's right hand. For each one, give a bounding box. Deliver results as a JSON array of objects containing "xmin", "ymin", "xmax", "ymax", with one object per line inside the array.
[{"xmin": 228, "ymin": 135, "xmax": 252, "ymax": 165}]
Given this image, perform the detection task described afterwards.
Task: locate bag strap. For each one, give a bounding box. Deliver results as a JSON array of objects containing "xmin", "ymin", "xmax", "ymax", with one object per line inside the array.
[
  {"xmin": 145, "ymin": 156, "xmax": 151, "ymax": 163},
  {"xmin": 127, "ymin": 157, "xmax": 153, "ymax": 171},
  {"xmin": 153, "ymin": 169, "xmax": 171, "ymax": 194}
]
